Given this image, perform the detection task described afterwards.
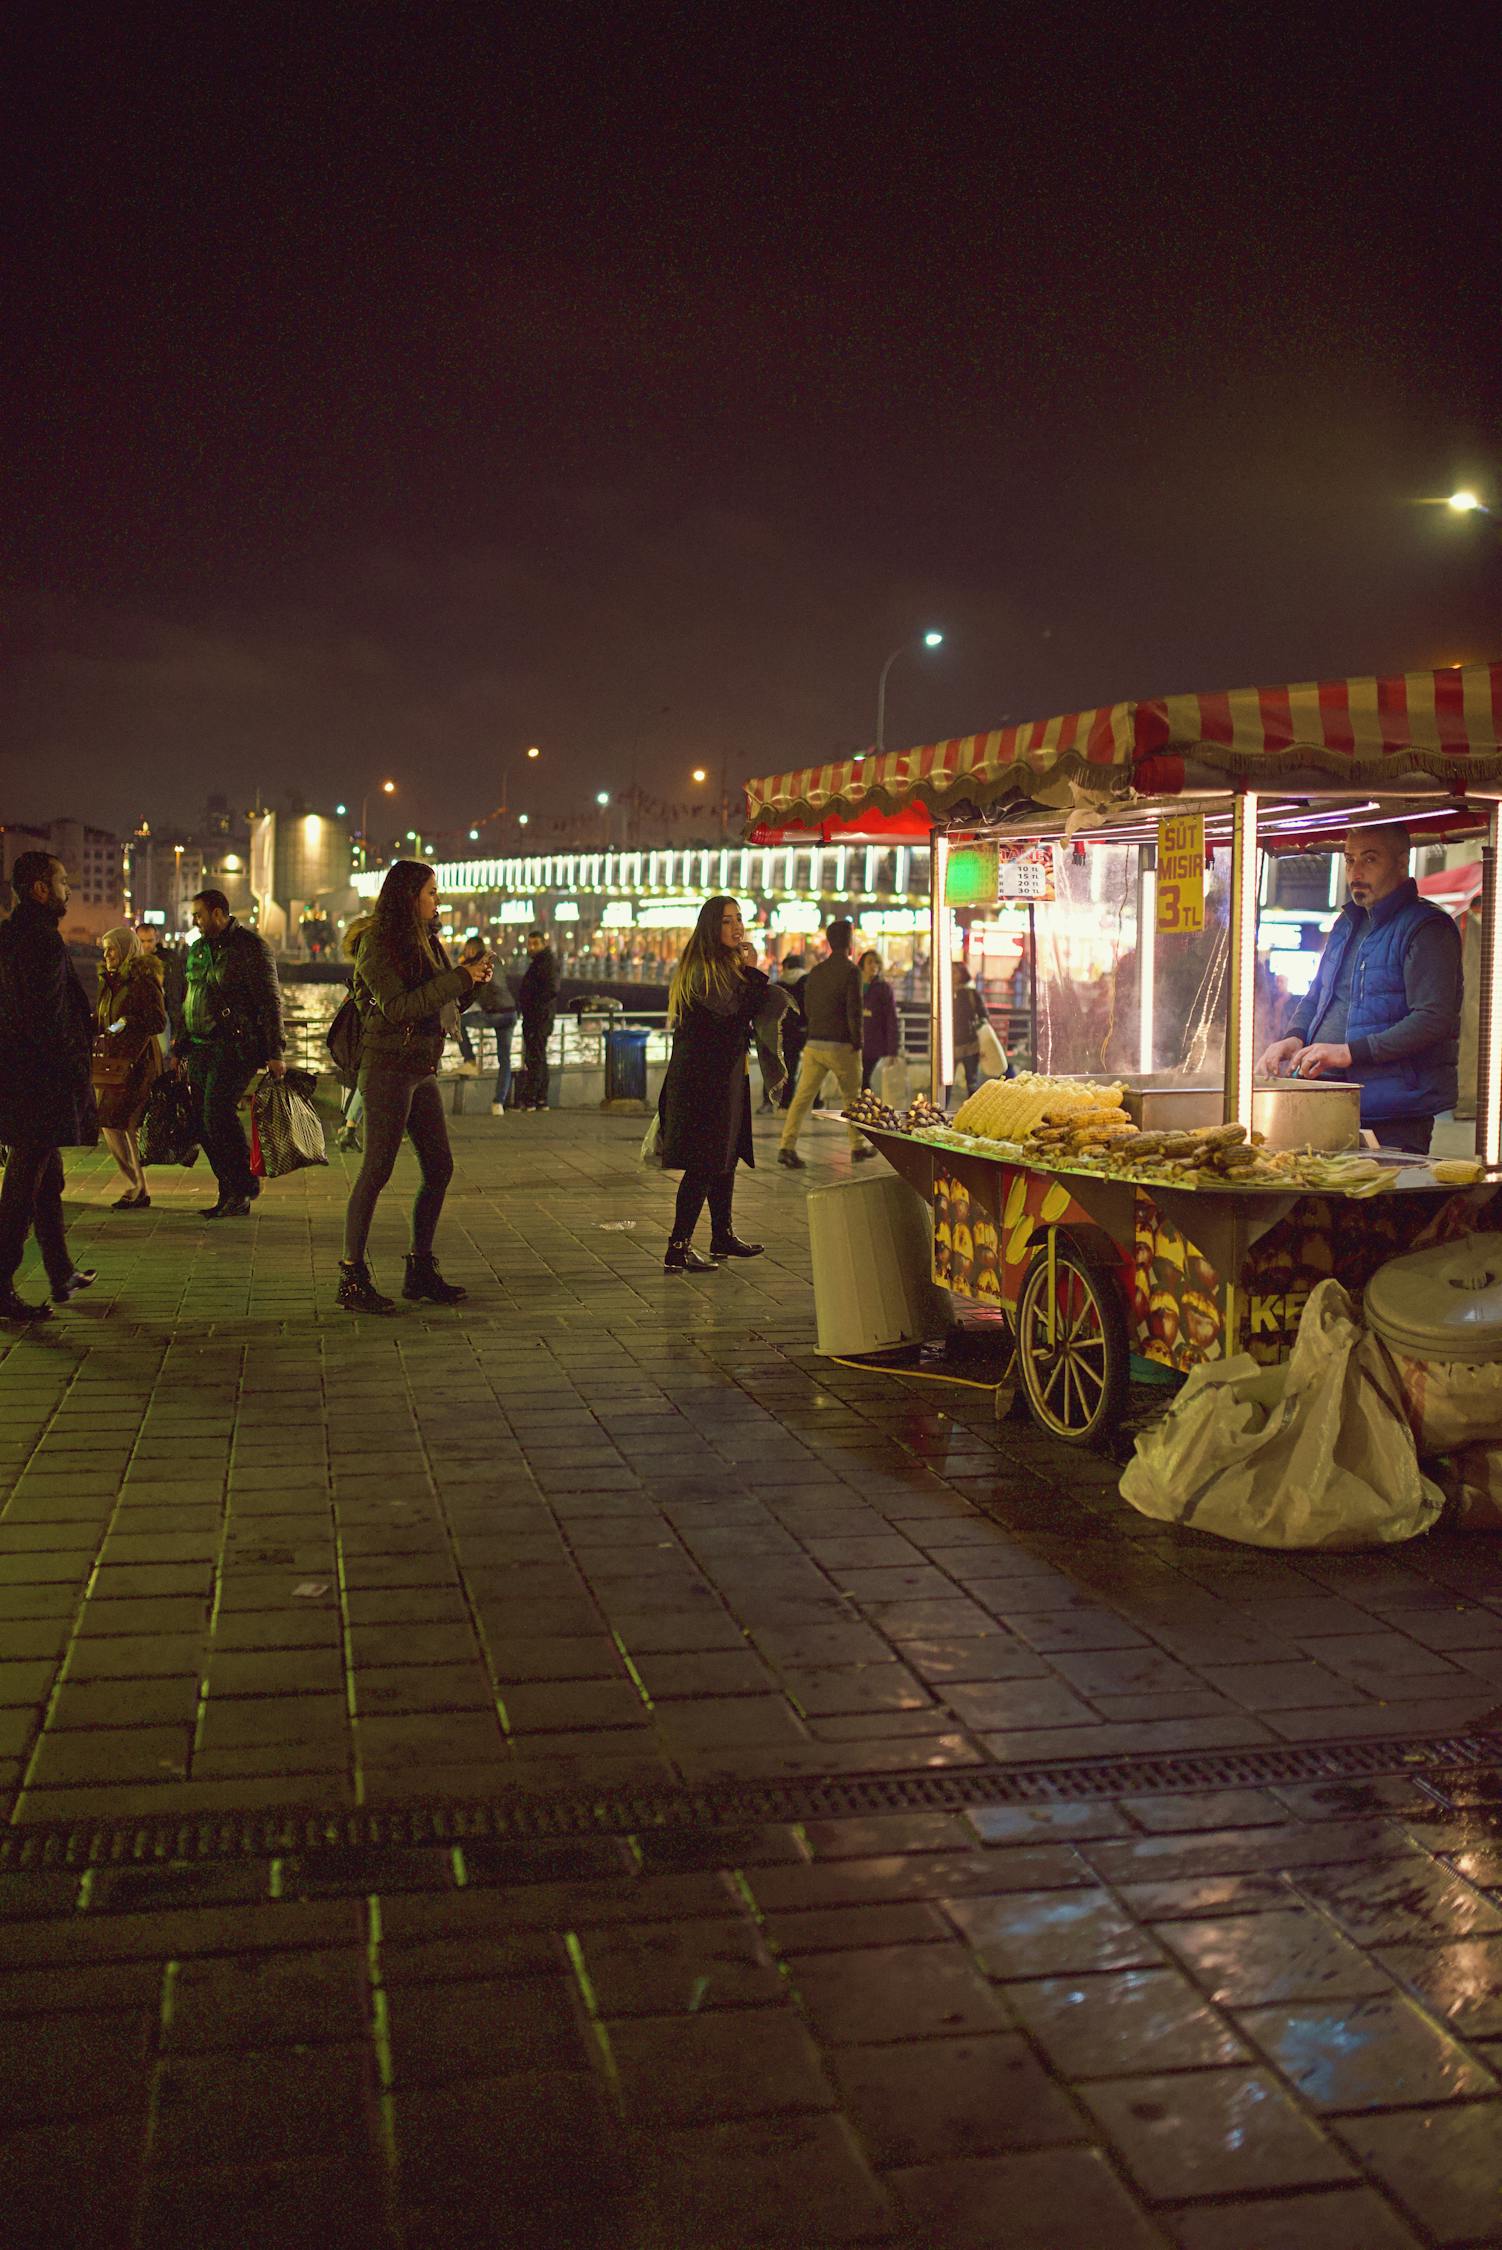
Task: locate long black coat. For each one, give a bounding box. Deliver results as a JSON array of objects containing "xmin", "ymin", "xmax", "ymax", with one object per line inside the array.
[
  {"xmin": 0, "ymin": 899, "xmax": 99, "ymax": 1147},
  {"xmin": 659, "ymin": 967, "xmax": 772, "ymax": 1175}
]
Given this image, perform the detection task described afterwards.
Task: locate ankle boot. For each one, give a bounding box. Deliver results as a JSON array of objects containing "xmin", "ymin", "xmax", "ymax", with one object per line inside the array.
[
  {"xmin": 403, "ymin": 1254, "xmax": 467, "ymax": 1304},
  {"xmin": 709, "ymin": 1232, "xmax": 764, "ymax": 1259},
  {"xmin": 664, "ymin": 1239, "xmax": 718, "ymax": 1273},
  {"xmin": 338, "ymin": 1260, "xmax": 396, "ymax": 1314}
]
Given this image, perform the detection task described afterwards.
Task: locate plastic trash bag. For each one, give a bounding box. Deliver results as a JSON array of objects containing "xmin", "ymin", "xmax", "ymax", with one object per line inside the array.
[
  {"xmin": 1430, "ymin": 1445, "xmax": 1502, "ymax": 1532},
  {"xmin": 251, "ymin": 1076, "xmax": 328, "ymax": 1177},
  {"xmin": 1120, "ymin": 1279, "xmax": 1443, "ymax": 1549},
  {"xmin": 640, "ymin": 1112, "xmax": 663, "ymax": 1167},
  {"xmin": 1390, "ymin": 1354, "xmax": 1502, "ymax": 1454},
  {"xmin": 976, "ymin": 1020, "xmax": 1008, "ymax": 1080},
  {"xmin": 138, "ymin": 1074, "xmax": 201, "ymax": 1167}
]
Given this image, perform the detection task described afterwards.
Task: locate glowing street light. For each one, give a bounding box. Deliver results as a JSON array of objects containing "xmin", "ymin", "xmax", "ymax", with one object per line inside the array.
[
  {"xmin": 876, "ymin": 629, "xmax": 946, "ymax": 755},
  {"xmin": 1449, "ymin": 490, "xmax": 1486, "ymax": 514},
  {"xmin": 596, "ymin": 791, "xmax": 610, "ymax": 806},
  {"xmin": 358, "ymin": 779, "xmax": 398, "ymax": 865},
  {"xmin": 692, "ymin": 767, "xmax": 708, "ymax": 784}
]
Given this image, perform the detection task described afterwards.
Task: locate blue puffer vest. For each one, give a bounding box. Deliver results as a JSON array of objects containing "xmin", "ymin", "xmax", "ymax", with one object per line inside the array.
[{"xmin": 1303, "ymin": 878, "xmax": 1459, "ymax": 1121}]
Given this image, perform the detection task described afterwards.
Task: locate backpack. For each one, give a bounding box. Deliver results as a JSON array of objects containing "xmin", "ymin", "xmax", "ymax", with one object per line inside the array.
[{"xmin": 326, "ymin": 993, "xmax": 364, "ymax": 1089}]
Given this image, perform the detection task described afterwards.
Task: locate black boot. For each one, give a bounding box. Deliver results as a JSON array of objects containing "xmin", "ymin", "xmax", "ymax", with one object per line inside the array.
[
  {"xmin": 403, "ymin": 1254, "xmax": 467, "ymax": 1304},
  {"xmin": 337, "ymin": 1260, "xmax": 396, "ymax": 1314},
  {"xmin": 0, "ymin": 1287, "xmax": 51, "ymax": 1324},
  {"xmin": 709, "ymin": 1233, "xmax": 764, "ymax": 1259},
  {"xmin": 664, "ymin": 1239, "xmax": 718, "ymax": 1273}
]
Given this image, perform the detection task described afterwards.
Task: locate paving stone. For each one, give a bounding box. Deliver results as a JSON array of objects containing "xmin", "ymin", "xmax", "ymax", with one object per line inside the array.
[
  {"xmin": 790, "ymin": 1942, "xmax": 1009, "ymax": 2044},
  {"xmin": 1237, "ymin": 1988, "xmax": 1495, "ymax": 2109},
  {"xmin": 607, "ymin": 2005, "xmax": 834, "ymax": 2125},
  {"xmin": 889, "ymin": 2145, "xmax": 1169, "ymax": 2250},
  {"xmin": 1006, "ymin": 1967, "xmax": 1248, "ymax": 2077},
  {"xmin": 1333, "ymin": 2100, "xmax": 1502, "ymax": 2243},
  {"xmin": 1081, "ymin": 2066, "xmax": 1354, "ymax": 2199},
  {"xmin": 946, "ymin": 1889, "xmax": 1162, "ymax": 1979},
  {"xmin": 627, "ymin": 2112, "xmax": 895, "ymax": 2246}
]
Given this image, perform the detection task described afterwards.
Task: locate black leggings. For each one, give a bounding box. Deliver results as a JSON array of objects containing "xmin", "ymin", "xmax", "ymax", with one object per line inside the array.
[
  {"xmin": 343, "ymin": 1066, "xmax": 454, "ymax": 1263},
  {"xmin": 672, "ymin": 1169, "xmax": 735, "ymax": 1241}
]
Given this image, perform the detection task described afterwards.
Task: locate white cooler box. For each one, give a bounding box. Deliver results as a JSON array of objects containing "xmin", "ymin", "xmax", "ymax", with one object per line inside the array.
[{"xmin": 807, "ymin": 1171, "xmax": 949, "ymax": 1357}]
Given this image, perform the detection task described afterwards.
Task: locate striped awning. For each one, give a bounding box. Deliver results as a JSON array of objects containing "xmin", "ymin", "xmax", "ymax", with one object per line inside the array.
[{"xmin": 745, "ymin": 660, "xmax": 1502, "ymax": 837}]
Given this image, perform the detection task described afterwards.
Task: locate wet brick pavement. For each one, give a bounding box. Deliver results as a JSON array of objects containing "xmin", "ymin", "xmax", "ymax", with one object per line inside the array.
[{"xmin": 4, "ymin": 1106, "xmax": 1502, "ymax": 2245}]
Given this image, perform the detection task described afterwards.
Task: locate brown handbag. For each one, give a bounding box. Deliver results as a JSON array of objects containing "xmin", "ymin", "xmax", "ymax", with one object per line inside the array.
[{"xmin": 91, "ymin": 1033, "xmax": 142, "ymax": 1090}]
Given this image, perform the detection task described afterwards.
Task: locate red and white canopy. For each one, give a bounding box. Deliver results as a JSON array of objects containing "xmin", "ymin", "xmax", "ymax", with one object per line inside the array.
[{"xmin": 745, "ymin": 660, "xmax": 1502, "ymax": 838}]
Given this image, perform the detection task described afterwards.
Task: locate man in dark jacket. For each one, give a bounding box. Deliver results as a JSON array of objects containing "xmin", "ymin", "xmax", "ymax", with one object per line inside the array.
[
  {"xmin": 513, "ymin": 930, "xmax": 558, "ymax": 1110},
  {"xmin": 1257, "ymin": 824, "xmax": 1463, "ymax": 1154},
  {"xmin": 0, "ymin": 851, "xmax": 100, "ymax": 1321},
  {"xmin": 859, "ymin": 949, "xmax": 901, "ymax": 1090},
  {"xmin": 172, "ymin": 889, "xmax": 285, "ymax": 1217},
  {"xmin": 778, "ymin": 919, "xmax": 871, "ymax": 1168}
]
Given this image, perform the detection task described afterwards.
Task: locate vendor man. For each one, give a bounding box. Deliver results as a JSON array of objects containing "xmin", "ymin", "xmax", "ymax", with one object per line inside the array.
[{"xmin": 1257, "ymin": 823, "xmax": 1462, "ymax": 1155}]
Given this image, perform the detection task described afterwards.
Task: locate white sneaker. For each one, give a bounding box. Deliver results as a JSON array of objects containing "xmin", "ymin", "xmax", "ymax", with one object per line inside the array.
[{"xmin": 491, "ymin": 1102, "xmax": 506, "ymax": 1116}]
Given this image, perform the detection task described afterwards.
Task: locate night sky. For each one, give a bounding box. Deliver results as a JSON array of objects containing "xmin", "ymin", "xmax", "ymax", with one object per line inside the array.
[{"xmin": 6, "ymin": 6, "xmax": 1501, "ymax": 843}]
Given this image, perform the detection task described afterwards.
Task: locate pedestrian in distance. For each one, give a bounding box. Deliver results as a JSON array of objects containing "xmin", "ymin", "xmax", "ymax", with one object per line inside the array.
[
  {"xmin": 513, "ymin": 928, "xmax": 558, "ymax": 1109},
  {"xmin": 859, "ymin": 949, "xmax": 900, "ymax": 1092},
  {"xmin": 171, "ymin": 888, "xmax": 285, "ymax": 1218},
  {"xmin": 93, "ymin": 924, "xmax": 166, "ymax": 1209},
  {"xmin": 338, "ymin": 859, "xmax": 491, "ymax": 1313},
  {"xmin": 778, "ymin": 918, "xmax": 871, "ymax": 1168},
  {"xmin": 138, "ymin": 925, "xmax": 186, "ymax": 1045},
  {"xmin": 0, "ymin": 851, "xmax": 100, "ymax": 1322},
  {"xmin": 950, "ymin": 961, "xmax": 990, "ymax": 1101},
  {"xmin": 658, "ymin": 895, "xmax": 782, "ymax": 1271},
  {"xmin": 454, "ymin": 936, "xmax": 517, "ymax": 1114}
]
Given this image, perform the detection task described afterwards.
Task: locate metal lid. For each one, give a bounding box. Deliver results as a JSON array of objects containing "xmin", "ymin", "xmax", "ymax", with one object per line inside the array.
[{"xmin": 1364, "ymin": 1232, "xmax": 1502, "ymax": 1362}]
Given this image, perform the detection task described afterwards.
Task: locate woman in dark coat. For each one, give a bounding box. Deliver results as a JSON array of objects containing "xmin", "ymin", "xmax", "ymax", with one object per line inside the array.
[
  {"xmin": 657, "ymin": 896, "xmax": 782, "ymax": 1273},
  {"xmin": 0, "ymin": 851, "xmax": 99, "ymax": 1321},
  {"xmin": 93, "ymin": 925, "xmax": 166, "ymax": 1209}
]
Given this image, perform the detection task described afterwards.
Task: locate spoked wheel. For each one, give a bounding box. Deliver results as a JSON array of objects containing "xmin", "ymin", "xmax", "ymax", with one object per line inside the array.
[{"xmin": 1015, "ymin": 1238, "xmax": 1129, "ymax": 1446}]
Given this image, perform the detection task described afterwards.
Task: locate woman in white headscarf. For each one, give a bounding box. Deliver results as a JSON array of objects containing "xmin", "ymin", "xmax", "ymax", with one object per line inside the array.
[{"xmin": 93, "ymin": 925, "xmax": 166, "ymax": 1208}]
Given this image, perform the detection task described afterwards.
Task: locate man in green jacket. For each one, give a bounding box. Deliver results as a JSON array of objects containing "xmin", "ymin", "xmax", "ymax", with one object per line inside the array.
[{"xmin": 172, "ymin": 889, "xmax": 285, "ymax": 1218}]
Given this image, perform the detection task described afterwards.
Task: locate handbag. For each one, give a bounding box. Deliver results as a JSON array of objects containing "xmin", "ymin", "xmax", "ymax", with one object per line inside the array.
[
  {"xmin": 90, "ymin": 1032, "xmax": 141, "ymax": 1091},
  {"xmin": 326, "ymin": 995, "xmax": 364, "ymax": 1088}
]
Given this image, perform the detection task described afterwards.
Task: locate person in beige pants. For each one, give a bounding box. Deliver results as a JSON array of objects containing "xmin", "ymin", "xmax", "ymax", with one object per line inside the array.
[{"xmin": 777, "ymin": 919, "xmax": 873, "ymax": 1168}]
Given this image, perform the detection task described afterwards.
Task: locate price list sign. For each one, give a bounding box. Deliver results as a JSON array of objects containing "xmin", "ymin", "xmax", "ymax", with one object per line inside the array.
[
  {"xmin": 1156, "ymin": 813, "xmax": 1205, "ymax": 933},
  {"xmin": 997, "ymin": 842, "xmax": 1056, "ymax": 901}
]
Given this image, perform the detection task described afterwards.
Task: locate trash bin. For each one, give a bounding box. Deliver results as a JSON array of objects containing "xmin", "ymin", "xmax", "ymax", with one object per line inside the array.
[
  {"xmin": 807, "ymin": 1172, "xmax": 950, "ymax": 1356},
  {"xmin": 1364, "ymin": 1231, "xmax": 1502, "ymax": 1455},
  {"xmin": 602, "ymin": 1027, "xmax": 651, "ymax": 1111}
]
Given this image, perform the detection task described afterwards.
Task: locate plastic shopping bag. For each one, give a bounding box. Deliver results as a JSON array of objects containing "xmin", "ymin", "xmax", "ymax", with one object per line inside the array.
[
  {"xmin": 874, "ymin": 1054, "xmax": 911, "ymax": 1108},
  {"xmin": 1390, "ymin": 1353, "xmax": 1502, "ymax": 1454},
  {"xmin": 639, "ymin": 1112, "xmax": 664, "ymax": 1167},
  {"xmin": 138, "ymin": 1074, "xmax": 201, "ymax": 1167},
  {"xmin": 1120, "ymin": 1279, "xmax": 1443, "ymax": 1549},
  {"xmin": 976, "ymin": 1020, "xmax": 1008, "ymax": 1080},
  {"xmin": 1430, "ymin": 1445, "xmax": 1502, "ymax": 1532},
  {"xmin": 251, "ymin": 1076, "xmax": 328, "ymax": 1177}
]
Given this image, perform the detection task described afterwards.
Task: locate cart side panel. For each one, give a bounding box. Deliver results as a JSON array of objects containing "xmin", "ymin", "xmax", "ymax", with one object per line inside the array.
[
  {"xmin": 934, "ymin": 1159, "xmax": 1095, "ymax": 1309},
  {"xmin": 1235, "ymin": 1186, "xmax": 1502, "ymax": 1364},
  {"xmin": 1132, "ymin": 1197, "xmax": 1229, "ymax": 1369}
]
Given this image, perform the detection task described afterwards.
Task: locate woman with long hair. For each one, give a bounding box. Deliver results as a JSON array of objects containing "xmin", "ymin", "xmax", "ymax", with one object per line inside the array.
[
  {"xmin": 657, "ymin": 896, "xmax": 781, "ymax": 1272},
  {"xmin": 92, "ymin": 924, "xmax": 166, "ymax": 1208},
  {"xmin": 339, "ymin": 859, "xmax": 493, "ymax": 1313}
]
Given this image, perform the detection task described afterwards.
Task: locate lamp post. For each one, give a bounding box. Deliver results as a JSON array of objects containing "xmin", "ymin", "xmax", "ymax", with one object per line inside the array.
[
  {"xmin": 692, "ymin": 758, "xmax": 732, "ymax": 842},
  {"xmin": 359, "ymin": 780, "xmax": 397, "ymax": 867},
  {"xmin": 875, "ymin": 630, "xmax": 944, "ymax": 756}
]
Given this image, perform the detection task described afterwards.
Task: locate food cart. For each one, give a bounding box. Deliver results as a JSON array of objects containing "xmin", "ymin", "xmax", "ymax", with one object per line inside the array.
[{"xmin": 746, "ymin": 662, "xmax": 1502, "ymax": 1442}]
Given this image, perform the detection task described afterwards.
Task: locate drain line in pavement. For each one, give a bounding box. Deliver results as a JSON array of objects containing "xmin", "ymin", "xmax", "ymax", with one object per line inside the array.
[{"xmin": 3, "ymin": 1728, "xmax": 1499, "ymax": 1871}]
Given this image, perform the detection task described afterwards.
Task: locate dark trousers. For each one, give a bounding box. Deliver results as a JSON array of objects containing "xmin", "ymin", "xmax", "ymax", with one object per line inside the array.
[
  {"xmin": 672, "ymin": 1169, "xmax": 735, "ymax": 1242},
  {"xmin": 185, "ymin": 1044, "xmax": 255, "ymax": 1199},
  {"xmin": 0, "ymin": 1143, "xmax": 71, "ymax": 1291},
  {"xmin": 461, "ymin": 1011, "xmax": 516, "ymax": 1103},
  {"xmin": 516, "ymin": 1013, "xmax": 552, "ymax": 1108},
  {"xmin": 1372, "ymin": 1116, "xmax": 1435, "ymax": 1154},
  {"xmin": 343, "ymin": 1065, "xmax": 454, "ymax": 1264}
]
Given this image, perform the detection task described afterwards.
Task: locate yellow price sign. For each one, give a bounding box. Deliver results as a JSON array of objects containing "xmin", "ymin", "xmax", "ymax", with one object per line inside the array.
[{"xmin": 1157, "ymin": 813, "xmax": 1205, "ymax": 934}]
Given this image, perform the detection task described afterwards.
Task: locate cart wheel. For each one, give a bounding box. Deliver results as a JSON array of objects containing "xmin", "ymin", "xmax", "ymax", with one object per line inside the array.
[{"xmin": 1015, "ymin": 1240, "xmax": 1128, "ymax": 1446}]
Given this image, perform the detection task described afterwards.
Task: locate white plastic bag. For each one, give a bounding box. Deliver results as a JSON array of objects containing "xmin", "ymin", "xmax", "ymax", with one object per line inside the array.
[
  {"xmin": 976, "ymin": 1020, "xmax": 1008, "ymax": 1079},
  {"xmin": 1390, "ymin": 1354, "xmax": 1502, "ymax": 1453},
  {"xmin": 252, "ymin": 1078, "xmax": 328, "ymax": 1177},
  {"xmin": 639, "ymin": 1113, "xmax": 663, "ymax": 1167},
  {"xmin": 874, "ymin": 1054, "xmax": 911, "ymax": 1107},
  {"xmin": 1120, "ymin": 1279, "xmax": 1443, "ymax": 1549}
]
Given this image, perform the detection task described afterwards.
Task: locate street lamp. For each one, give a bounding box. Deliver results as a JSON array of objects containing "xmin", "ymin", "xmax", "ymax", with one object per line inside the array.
[
  {"xmin": 1449, "ymin": 490, "xmax": 1488, "ymax": 515},
  {"xmin": 876, "ymin": 629, "xmax": 945, "ymax": 755},
  {"xmin": 359, "ymin": 780, "xmax": 396, "ymax": 866}
]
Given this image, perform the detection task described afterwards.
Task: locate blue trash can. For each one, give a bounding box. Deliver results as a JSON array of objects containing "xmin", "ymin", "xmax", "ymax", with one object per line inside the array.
[{"xmin": 604, "ymin": 1027, "xmax": 650, "ymax": 1105}]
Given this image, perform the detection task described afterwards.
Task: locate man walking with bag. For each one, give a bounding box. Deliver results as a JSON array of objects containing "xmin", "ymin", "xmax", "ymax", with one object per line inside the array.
[
  {"xmin": 172, "ymin": 889, "xmax": 285, "ymax": 1218},
  {"xmin": 0, "ymin": 852, "xmax": 100, "ymax": 1321},
  {"xmin": 778, "ymin": 919, "xmax": 872, "ymax": 1169}
]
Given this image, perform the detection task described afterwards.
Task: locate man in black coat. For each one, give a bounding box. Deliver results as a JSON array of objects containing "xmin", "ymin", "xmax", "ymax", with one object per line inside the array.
[
  {"xmin": 0, "ymin": 851, "xmax": 100, "ymax": 1322},
  {"xmin": 513, "ymin": 930, "xmax": 558, "ymax": 1110},
  {"xmin": 171, "ymin": 889, "xmax": 285, "ymax": 1218}
]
